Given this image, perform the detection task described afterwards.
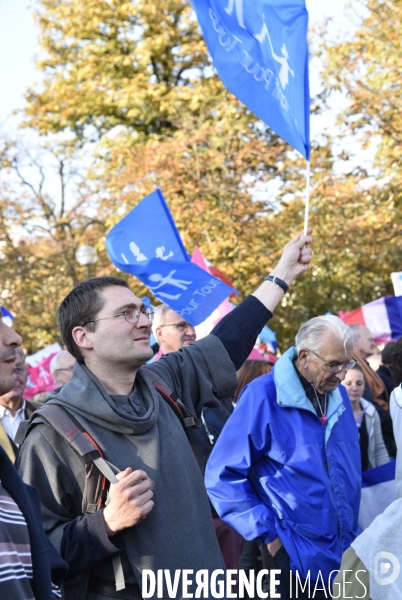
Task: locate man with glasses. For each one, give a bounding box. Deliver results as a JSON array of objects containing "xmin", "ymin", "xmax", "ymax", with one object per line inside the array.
[
  {"xmin": 50, "ymin": 350, "xmax": 76, "ymax": 387},
  {"xmin": 153, "ymin": 305, "xmax": 196, "ymax": 356},
  {"xmin": 18, "ymin": 230, "xmax": 313, "ymax": 600},
  {"xmin": 0, "ymin": 311, "xmax": 67, "ymax": 598},
  {"xmin": 206, "ymin": 315, "xmax": 361, "ymax": 600},
  {"xmin": 153, "ymin": 304, "xmax": 244, "ymax": 575}
]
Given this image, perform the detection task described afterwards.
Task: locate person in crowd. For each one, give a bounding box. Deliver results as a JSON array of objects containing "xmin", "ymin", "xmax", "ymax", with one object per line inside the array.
[
  {"xmin": 50, "ymin": 349, "xmax": 76, "ymax": 386},
  {"xmin": 342, "ymin": 364, "xmax": 389, "ymax": 471},
  {"xmin": 205, "ymin": 315, "xmax": 361, "ymax": 600},
  {"xmin": 0, "ymin": 347, "xmax": 40, "ymax": 463},
  {"xmin": 233, "ymin": 358, "xmax": 273, "ymax": 404},
  {"xmin": 376, "ymin": 342, "xmax": 396, "ymax": 398},
  {"xmin": 153, "ymin": 304, "xmax": 244, "ymax": 574},
  {"xmin": 351, "ymin": 324, "xmax": 395, "ymax": 457},
  {"xmin": 389, "ymin": 338, "xmax": 402, "ymax": 498},
  {"xmin": 18, "ymin": 231, "xmax": 312, "ymax": 600},
  {"xmin": 0, "ymin": 310, "xmax": 67, "ymax": 599},
  {"xmin": 333, "ymin": 497, "xmax": 401, "ymax": 600}
]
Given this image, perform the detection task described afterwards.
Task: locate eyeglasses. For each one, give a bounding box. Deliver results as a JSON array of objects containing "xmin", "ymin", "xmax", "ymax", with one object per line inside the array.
[
  {"xmin": 308, "ymin": 349, "xmax": 357, "ymax": 374},
  {"xmin": 54, "ymin": 366, "xmax": 74, "ymax": 373},
  {"xmin": 159, "ymin": 321, "xmax": 195, "ymax": 333},
  {"xmin": 82, "ymin": 306, "xmax": 154, "ymax": 327}
]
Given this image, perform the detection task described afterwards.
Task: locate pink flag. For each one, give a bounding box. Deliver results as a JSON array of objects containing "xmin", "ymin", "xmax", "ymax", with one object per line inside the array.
[
  {"xmin": 25, "ymin": 353, "xmax": 58, "ymax": 398},
  {"xmin": 191, "ymin": 248, "xmax": 234, "ymax": 338}
]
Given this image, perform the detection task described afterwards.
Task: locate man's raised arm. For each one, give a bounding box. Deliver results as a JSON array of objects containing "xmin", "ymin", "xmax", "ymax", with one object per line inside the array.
[{"xmin": 210, "ymin": 229, "xmax": 312, "ymax": 370}]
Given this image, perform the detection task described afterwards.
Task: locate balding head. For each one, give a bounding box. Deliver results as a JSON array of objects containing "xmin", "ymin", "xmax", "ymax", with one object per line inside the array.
[
  {"xmin": 350, "ymin": 324, "xmax": 377, "ymax": 359},
  {"xmin": 50, "ymin": 350, "xmax": 75, "ymax": 386},
  {"xmin": 153, "ymin": 305, "xmax": 196, "ymax": 354}
]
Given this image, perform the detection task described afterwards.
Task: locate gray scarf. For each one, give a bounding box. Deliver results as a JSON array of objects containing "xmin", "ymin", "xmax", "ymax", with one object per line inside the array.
[{"xmin": 45, "ymin": 361, "xmax": 226, "ymax": 596}]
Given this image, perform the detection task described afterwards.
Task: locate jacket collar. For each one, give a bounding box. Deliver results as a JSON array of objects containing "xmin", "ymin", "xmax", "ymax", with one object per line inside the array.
[
  {"xmin": 273, "ymin": 347, "xmax": 346, "ymax": 441},
  {"xmin": 360, "ymin": 397, "xmax": 376, "ymax": 417}
]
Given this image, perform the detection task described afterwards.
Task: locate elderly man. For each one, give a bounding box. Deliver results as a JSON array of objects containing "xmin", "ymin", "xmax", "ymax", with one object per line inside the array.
[
  {"xmin": 0, "ymin": 311, "xmax": 67, "ymax": 598},
  {"xmin": 18, "ymin": 231, "xmax": 312, "ymax": 600},
  {"xmin": 153, "ymin": 304, "xmax": 196, "ymax": 355},
  {"xmin": 154, "ymin": 304, "xmax": 244, "ymax": 574},
  {"xmin": 206, "ymin": 315, "xmax": 361, "ymax": 599},
  {"xmin": 0, "ymin": 347, "xmax": 39, "ymax": 463},
  {"xmin": 50, "ymin": 349, "xmax": 75, "ymax": 386}
]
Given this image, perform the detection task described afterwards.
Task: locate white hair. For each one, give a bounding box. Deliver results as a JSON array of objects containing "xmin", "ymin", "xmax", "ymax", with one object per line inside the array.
[
  {"xmin": 153, "ymin": 304, "xmax": 175, "ymax": 332},
  {"xmin": 50, "ymin": 350, "xmax": 71, "ymax": 375},
  {"xmin": 295, "ymin": 315, "xmax": 354, "ymax": 354}
]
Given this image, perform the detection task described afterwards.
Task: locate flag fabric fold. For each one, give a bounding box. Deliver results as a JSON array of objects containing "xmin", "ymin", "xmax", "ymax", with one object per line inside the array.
[
  {"xmin": 359, "ymin": 461, "xmax": 396, "ymax": 530},
  {"xmin": 106, "ymin": 189, "xmax": 237, "ymax": 326},
  {"xmin": 191, "ymin": 0, "xmax": 310, "ymax": 158},
  {"xmin": 339, "ymin": 296, "xmax": 402, "ymax": 344}
]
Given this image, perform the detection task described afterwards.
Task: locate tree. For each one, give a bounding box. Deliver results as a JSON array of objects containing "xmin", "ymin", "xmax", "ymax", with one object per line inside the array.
[
  {"xmin": 24, "ymin": 0, "xmax": 230, "ymax": 138},
  {"xmin": 0, "ymin": 138, "xmax": 106, "ymax": 352},
  {"xmin": 321, "ymin": 0, "xmax": 402, "ymax": 179}
]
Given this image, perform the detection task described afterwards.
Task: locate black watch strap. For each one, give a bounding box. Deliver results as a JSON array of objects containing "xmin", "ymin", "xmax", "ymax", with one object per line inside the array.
[{"xmin": 265, "ymin": 275, "xmax": 289, "ymax": 293}]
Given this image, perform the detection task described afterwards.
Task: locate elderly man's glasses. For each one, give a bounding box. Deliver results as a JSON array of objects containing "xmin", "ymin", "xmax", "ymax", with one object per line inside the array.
[
  {"xmin": 82, "ymin": 306, "xmax": 154, "ymax": 327},
  {"xmin": 308, "ymin": 349, "xmax": 356, "ymax": 374},
  {"xmin": 159, "ymin": 321, "xmax": 195, "ymax": 333}
]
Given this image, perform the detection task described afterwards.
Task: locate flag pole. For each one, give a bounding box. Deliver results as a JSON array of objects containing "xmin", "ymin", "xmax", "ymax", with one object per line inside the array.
[{"xmin": 303, "ymin": 159, "xmax": 311, "ymax": 235}]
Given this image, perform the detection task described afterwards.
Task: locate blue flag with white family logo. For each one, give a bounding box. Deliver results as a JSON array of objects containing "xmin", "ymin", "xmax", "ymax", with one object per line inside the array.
[
  {"xmin": 106, "ymin": 189, "xmax": 237, "ymax": 325},
  {"xmin": 191, "ymin": 0, "xmax": 310, "ymax": 159}
]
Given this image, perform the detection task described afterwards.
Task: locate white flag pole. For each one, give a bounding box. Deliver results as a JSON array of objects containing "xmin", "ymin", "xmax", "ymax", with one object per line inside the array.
[{"xmin": 303, "ymin": 159, "xmax": 311, "ymax": 235}]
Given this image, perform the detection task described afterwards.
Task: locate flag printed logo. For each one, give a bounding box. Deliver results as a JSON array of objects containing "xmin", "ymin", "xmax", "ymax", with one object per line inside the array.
[
  {"xmin": 106, "ymin": 189, "xmax": 237, "ymax": 325},
  {"xmin": 191, "ymin": 0, "xmax": 310, "ymax": 158}
]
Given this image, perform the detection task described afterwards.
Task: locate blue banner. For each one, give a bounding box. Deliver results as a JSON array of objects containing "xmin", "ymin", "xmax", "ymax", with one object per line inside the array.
[
  {"xmin": 191, "ymin": 0, "xmax": 310, "ymax": 158},
  {"xmin": 106, "ymin": 189, "xmax": 237, "ymax": 325}
]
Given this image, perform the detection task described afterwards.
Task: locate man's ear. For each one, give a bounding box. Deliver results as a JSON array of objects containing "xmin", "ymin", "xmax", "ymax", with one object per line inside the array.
[
  {"xmin": 298, "ymin": 349, "xmax": 309, "ymax": 369},
  {"xmin": 72, "ymin": 326, "xmax": 94, "ymax": 351},
  {"xmin": 154, "ymin": 327, "xmax": 163, "ymax": 343}
]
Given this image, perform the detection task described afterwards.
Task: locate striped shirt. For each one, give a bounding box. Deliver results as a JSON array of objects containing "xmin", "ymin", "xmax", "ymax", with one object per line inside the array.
[
  {"xmin": 0, "ymin": 481, "xmax": 62, "ymax": 600},
  {"xmin": 0, "ymin": 481, "xmax": 34, "ymax": 600}
]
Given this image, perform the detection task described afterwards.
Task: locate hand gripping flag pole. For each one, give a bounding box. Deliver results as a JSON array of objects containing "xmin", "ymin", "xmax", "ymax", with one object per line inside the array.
[{"xmin": 191, "ymin": 0, "xmax": 311, "ymax": 230}]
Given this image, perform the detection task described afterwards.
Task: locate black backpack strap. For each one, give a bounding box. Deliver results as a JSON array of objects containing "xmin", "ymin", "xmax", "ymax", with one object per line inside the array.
[
  {"xmin": 36, "ymin": 404, "xmax": 100, "ymax": 464},
  {"xmin": 145, "ymin": 369, "xmax": 200, "ymax": 430}
]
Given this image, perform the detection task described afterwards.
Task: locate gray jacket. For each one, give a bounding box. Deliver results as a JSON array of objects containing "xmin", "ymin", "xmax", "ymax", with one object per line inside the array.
[
  {"xmin": 360, "ymin": 398, "xmax": 390, "ymax": 469},
  {"xmin": 18, "ymin": 335, "xmax": 238, "ymax": 600}
]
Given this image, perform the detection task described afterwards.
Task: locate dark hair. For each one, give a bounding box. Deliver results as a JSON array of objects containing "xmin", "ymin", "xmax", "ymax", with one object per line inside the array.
[
  {"xmin": 233, "ymin": 359, "xmax": 272, "ymax": 403},
  {"xmin": 57, "ymin": 276, "xmax": 130, "ymax": 363},
  {"xmin": 388, "ymin": 337, "xmax": 402, "ymax": 386},
  {"xmin": 346, "ymin": 362, "xmax": 365, "ymax": 379},
  {"xmin": 382, "ymin": 342, "xmax": 396, "ymax": 366}
]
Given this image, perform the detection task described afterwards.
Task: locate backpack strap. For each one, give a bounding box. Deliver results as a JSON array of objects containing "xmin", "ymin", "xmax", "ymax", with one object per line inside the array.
[
  {"xmin": 27, "ymin": 404, "xmax": 119, "ymax": 509},
  {"xmin": 144, "ymin": 369, "xmax": 201, "ymax": 430},
  {"xmin": 23, "ymin": 404, "xmax": 127, "ymax": 592}
]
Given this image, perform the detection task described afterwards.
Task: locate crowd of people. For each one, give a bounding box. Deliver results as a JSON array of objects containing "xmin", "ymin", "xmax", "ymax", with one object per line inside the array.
[{"xmin": 0, "ymin": 229, "xmax": 402, "ymax": 600}]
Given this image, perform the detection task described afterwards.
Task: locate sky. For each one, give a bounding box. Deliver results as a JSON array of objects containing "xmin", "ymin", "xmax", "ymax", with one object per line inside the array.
[{"xmin": 0, "ymin": 0, "xmax": 356, "ymax": 129}]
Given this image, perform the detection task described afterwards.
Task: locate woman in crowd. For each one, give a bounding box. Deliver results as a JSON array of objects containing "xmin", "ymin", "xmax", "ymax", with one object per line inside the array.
[{"xmin": 343, "ymin": 364, "xmax": 390, "ymax": 471}]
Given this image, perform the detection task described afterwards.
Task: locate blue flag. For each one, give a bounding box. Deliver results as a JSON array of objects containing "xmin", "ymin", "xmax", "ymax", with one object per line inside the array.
[
  {"xmin": 106, "ymin": 189, "xmax": 237, "ymax": 325},
  {"xmin": 191, "ymin": 0, "xmax": 310, "ymax": 158}
]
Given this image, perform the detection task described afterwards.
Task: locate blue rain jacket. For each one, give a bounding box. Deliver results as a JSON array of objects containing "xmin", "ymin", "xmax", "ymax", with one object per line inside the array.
[{"xmin": 205, "ymin": 347, "xmax": 361, "ymax": 581}]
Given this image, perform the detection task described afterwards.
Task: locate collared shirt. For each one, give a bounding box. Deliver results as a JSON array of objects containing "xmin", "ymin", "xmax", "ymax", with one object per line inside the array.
[{"xmin": 0, "ymin": 400, "xmax": 26, "ymax": 443}]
